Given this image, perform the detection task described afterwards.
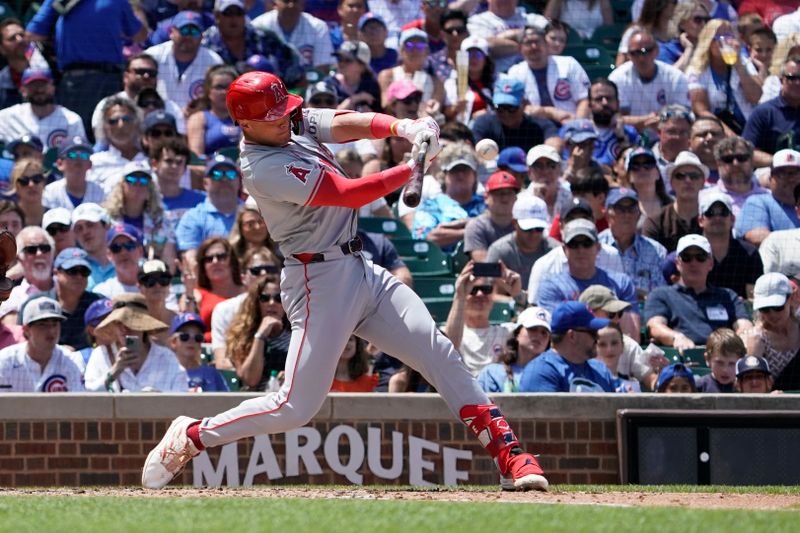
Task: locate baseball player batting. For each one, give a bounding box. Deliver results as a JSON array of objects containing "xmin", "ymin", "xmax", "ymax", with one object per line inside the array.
[{"xmin": 142, "ymin": 71, "xmax": 548, "ymax": 492}]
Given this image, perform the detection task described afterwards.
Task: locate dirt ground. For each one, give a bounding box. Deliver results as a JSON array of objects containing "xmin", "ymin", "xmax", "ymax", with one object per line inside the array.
[{"xmin": 2, "ymin": 487, "xmax": 799, "ymax": 510}]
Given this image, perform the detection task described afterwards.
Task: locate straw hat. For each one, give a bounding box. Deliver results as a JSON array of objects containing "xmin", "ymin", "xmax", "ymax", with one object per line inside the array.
[{"xmin": 94, "ymin": 293, "xmax": 168, "ymax": 335}]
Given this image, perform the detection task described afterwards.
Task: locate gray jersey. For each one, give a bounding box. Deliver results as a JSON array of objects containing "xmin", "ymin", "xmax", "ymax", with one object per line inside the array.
[{"xmin": 241, "ymin": 108, "xmax": 357, "ymax": 257}]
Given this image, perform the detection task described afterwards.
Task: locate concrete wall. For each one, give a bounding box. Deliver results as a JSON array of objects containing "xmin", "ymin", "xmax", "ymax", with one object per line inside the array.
[{"xmin": 0, "ymin": 393, "xmax": 797, "ymax": 487}]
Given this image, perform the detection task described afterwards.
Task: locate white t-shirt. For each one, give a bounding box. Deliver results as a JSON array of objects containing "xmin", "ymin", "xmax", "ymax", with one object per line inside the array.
[
  {"xmin": 460, "ymin": 322, "xmax": 516, "ymax": 376},
  {"xmin": 527, "ymin": 244, "xmax": 625, "ymax": 304},
  {"xmin": 210, "ymin": 292, "xmax": 246, "ymax": 351},
  {"xmin": 687, "ymin": 62, "xmax": 758, "ymax": 120},
  {"xmin": 759, "ymin": 75, "xmax": 781, "ymax": 104},
  {"xmin": 84, "ymin": 342, "xmax": 188, "ymax": 392},
  {"xmin": 86, "ymin": 146, "xmax": 148, "ymax": 195},
  {"xmin": 92, "ymin": 278, "xmax": 139, "ymax": 300},
  {"xmin": 557, "ymin": 0, "xmax": 604, "ymax": 39},
  {"xmin": 252, "ymin": 11, "xmax": 333, "ymax": 69},
  {"xmin": 359, "ymin": 0, "xmax": 422, "ymax": 41},
  {"xmin": 145, "ymin": 41, "xmax": 224, "ymax": 110},
  {"xmin": 0, "ymin": 103, "xmax": 85, "ymax": 149},
  {"xmin": 771, "ymin": 8, "xmax": 800, "ymax": 41},
  {"xmin": 0, "ymin": 343, "xmax": 84, "ymax": 392},
  {"xmin": 608, "ymin": 60, "xmax": 690, "ymax": 117},
  {"xmin": 507, "ymin": 55, "xmax": 590, "ymax": 115}
]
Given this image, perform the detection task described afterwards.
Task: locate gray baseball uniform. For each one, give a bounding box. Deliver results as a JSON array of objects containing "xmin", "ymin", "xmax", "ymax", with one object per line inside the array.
[{"xmin": 196, "ymin": 108, "xmax": 489, "ymax": 447}]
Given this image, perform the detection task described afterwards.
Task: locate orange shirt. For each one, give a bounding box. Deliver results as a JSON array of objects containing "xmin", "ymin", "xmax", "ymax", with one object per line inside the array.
[{"xmin": 330, "ymin": 373, "xmax": 379, "ymax": 392}]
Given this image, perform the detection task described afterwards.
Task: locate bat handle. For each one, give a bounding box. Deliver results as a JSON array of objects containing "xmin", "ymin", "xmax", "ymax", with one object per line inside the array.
[{"xmin": 403, "ymin": 141, "xmax": 428, "ymax": 208}]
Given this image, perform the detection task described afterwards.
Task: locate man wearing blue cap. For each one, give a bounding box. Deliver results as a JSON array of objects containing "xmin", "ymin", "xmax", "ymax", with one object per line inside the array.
[
  {"xmin": 518, "ymin": 301, "xmax": 615, "ymax": 392},
  {"xmin": 175, "ymin": 154, "xmax": 242, "ymax": 264},
  {"xmin": 21, "ymin": 247, "xmax": 102, "ymax": 351},
  {"xmin": 472, "ymin": 77, "xmax": 559, "ymax": 153},
  {"xmin": 0, "ymin": 68, "xmax": 86, "ymax": 149},
  {"xmin": 93, "ymin": 224, "xmax": 145, "ymax": 299},
  {"xmin": 145, "ymin": 11, "xmax": 224, "ymax": 110},
  {"xmin": 496, "ymin": 147, "xmax": 528, "ymax": 187},
  {"xmin": 599, "ymin": 187, "xmax": 667, "ymax": 296}
]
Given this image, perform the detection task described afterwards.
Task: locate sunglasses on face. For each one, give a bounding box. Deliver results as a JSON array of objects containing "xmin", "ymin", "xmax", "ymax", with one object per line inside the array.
[
  {"xmin": 249, "ymin": 264, "xmax": 278, "ymax": 276},
  {"xmin": 403, "ymin": 41, "xmax": 428, "ymax": 52},
  {"xmin": 65, "ymin": 150, "xmax": 91, "ymax": 161},
  {"xmin": 18, "ymin": 174, "xmax": 45, "ymax": 187},
  {"xmin": 468, "ymin": 49, "xmax": 485, "ymax": 60},
  {"xmin": 673, "ymin": 171, "xmax": 703, "ymax": 181},
  {"xmin": 139, "ymin": 100, "xmax": 162, "ymax": 109},
  {"xmin": 139, "ymin": 272, "xmax": 172, "ymax": 287},
  {"xmin": 679, "ymin": 251, "xmax": 709, "ymax": 263},
  {"xmin": 470, "ymin": 284, "xmax": 493, "ymax": 296},
  {"xmin": 692, "ymin": 15, "xmax": 710, "ymax": 24},
  {"xmin": 520, "ymin": 227, "xmax": 545, "ymax": 233},
  {"xmin": 22, "ymin": 243, "xmax": 52, "ymax": 255},
  {"xmin": 496, "ymin": 104, "xmax": 519, "ymax": 113},
  {"xmin": 179, "ymin": 26, "xmax": 202, "ymax": 37},
  {"xmin": 178, "ymin": 332, "xmax": 205, "ymax": 343},
  {"xmin": 62, "ymin": 266, "xmax": 90, "ymax": 278},
  {"xmin": 565, "ymin": 238, "xmax": 595, "ymax": 249},
  {"xmin": 109, "ymin": 241, "xmax": 139, "ymax": 254},
  {"xmin": 210, "ymin": 168, "xmax": 239, "ymax": 181},
  {"xmin": 704, "ymin": 206, "xmax": 731, "ymax": 218},
  {"xmin": 782, "ymin": 73, "xmax": 800, "ymax": 82},
  {"xmin": 131, "ymin": 68, "xmax": 157, "ymax": 78},
  {"xmin": 399, "ymin": 95, "xmax": 422, "ymax": 105},
  {"xmin": 202, "ymin": 252, "xmax": 229, "ymax": 264},
  {"xmin": 310, "ymin": 97, "xmax": 337, "ymax": 107},
  {"xmin": 147, "ymin": 128, "xmax": 175, "ymax": 139},
  {"xmin": 629, "ymin": 160, "xmax": 656, "ymax": 172},
  {"xmin": 719, "ymin": 153, "xmax": 750, "ymax": 164},
  {"xmin": 606, "ymin": 311, "xmax": 623, "ymax": 320},
  {"xmin": 124, "ymin": 174, "xmax": 151, "ymax": 186},
  {"xmin": 772, "ymin": 169, "xmax": 800, "ymax": 180},
  {"xmin": 761, "ymin": 302, "xmax": 786, "ymax": 313},
  {"xmin": 444, "ymin": 26, "xmax": 467, "ymax": 35},
  {"xmin": 106, "ymin": 115, "xmax": 134, "ymax": 126},
  {"xmin": 259, "ymin": 292, "xmax": 281, "ymax": 304},
  {"xmin": 572, "ymin": 327, "xmax": 598, "ymax": 340},
  {"xmin": 629, "ymin": 46, "xmax": 655, "ymax": 57},
  {"xmin": 46, "ymin": 224, "xmax": 70, "ymax": 236}
]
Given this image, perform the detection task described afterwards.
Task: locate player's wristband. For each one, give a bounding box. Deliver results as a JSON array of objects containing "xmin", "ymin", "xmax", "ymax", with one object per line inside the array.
[{"xmin": 369, "ymin": 113, "xmax": 400, "ymax": 139}]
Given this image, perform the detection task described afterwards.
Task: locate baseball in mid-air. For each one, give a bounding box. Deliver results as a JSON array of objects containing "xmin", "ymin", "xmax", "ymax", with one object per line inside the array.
[{"xmin": 475, "ymin": 139, "xmax": 499, "ymax": 161}]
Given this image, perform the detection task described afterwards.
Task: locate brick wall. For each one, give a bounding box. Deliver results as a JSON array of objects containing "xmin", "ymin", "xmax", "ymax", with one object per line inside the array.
[{"xmin": 0, "ymin": 393, "xmax": 795, "ymax": 487}]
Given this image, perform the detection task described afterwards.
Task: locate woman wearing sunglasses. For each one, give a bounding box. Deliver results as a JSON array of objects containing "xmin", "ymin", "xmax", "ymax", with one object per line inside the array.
[
  {"xmin": 617, "ymin": 146, "xmax": 674, "ymax": 222},
  {"xmin": 377, "ymin": 28, "xmax": 444, "ymax": 114},
  {"xmin": 443, "ymin": 36, "xmax": 495, "ymax": 124},
  {"xmin": 5, "ymin": 157, "xmax": 46, "ymax": 227},
  {"xmin": 743, "ymin": 273, "xmax": 800, "ymax": 391},
  {"xmin": 659, "ymin": 1, "xmax": 710, "ymax": 71},
  {"xmin": 104, "ymin": 161, "xmax": 177, "ymax": 271},
  {"xmin": 186, "ymin": 65, "xmax": 241, "ymax": 158},
  {"xmin": 137, "ymin": 259, "xmax": 177, "ymax": 346},
  {"xmin": 229, "ymin": 204, "xmax": 282, "ymax": 266},
  {"xmin": 227, "ymin": 277, "xmax": 290, "ymax": 391},
  {"xmin": 181, "ymin": 237, "xmax": 243, "ymax": 342}
]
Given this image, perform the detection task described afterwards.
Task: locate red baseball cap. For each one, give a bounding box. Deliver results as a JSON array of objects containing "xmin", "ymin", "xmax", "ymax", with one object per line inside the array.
[{"xmin": 486, "ymin": 171, "xmax": 520, "ymax": 192}]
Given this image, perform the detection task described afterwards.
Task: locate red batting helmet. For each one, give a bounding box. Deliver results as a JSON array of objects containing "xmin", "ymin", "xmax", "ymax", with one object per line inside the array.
[{"xmin": 226, "ymin": 71, "xmax": 303, "ymax": 122}]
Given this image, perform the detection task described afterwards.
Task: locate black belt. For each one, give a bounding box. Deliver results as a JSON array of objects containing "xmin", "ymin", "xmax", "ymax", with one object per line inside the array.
[{"xmin": 292, "ymin": 237, "xmax": 363, "ymax": 264}]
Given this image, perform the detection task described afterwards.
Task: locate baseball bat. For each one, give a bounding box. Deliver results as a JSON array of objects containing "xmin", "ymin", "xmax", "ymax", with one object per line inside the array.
[{"xmin": 402, "ymin": 141, "xmax": 428, "ymax": 208}]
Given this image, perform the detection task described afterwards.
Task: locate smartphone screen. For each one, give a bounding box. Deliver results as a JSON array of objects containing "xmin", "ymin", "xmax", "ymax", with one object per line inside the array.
[
  {"xmin": 473, "ymin": 262, "xmax": 501, "ymax": 277},
  {"xmin": 125, "ymin": 335, "xmax": 141, "ymax": 355}
]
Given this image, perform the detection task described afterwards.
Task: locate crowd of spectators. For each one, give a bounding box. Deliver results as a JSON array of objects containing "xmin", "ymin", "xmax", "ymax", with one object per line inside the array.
[{"xmin": 1, "ymin": 0, "xmax": 800, "ymax": 396}]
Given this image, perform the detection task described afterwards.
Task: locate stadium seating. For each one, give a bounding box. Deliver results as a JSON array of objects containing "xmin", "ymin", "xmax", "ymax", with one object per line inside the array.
[
  {"xmin": 588, "ymin": 23, "xmax": 627, "ymax": 52},
  {"xmin": 412, "ymin": 276, "xmax": 456, "ymax": 300},
  {"xmin": 218, "ymin": 369, "xmax": 241, "ymax": 392},
  {"xmin": 358, "ymin": 217, "xmax": 412, "ymax": 239},
  {"xmin": 392, "ymin": 238, "xmax": 451, "ymax": 276}
]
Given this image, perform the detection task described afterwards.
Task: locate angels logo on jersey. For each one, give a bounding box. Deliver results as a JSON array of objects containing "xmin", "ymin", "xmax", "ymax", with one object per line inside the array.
[
  {"xmin": 553, "ymin": 78, "xmax": 572, "ymax": 101},
  {"xmin": 41, "ymin": 374, "xmax": 68, "ymax": 392},
  {"xmin": 285, "ymin": 162, "xmax": 312, "ymax": 183}
]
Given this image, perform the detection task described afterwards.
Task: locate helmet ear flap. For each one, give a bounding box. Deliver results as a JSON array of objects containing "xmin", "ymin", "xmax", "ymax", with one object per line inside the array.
[{"xmin": 290, "ymin": 107, "xmax": 304, "ymax": 135}]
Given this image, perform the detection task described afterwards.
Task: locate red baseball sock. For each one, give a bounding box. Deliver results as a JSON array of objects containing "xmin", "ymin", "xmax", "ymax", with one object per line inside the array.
[{"xmin": 186, "ymin": 421, "xmax": 205, "ymax": 451}]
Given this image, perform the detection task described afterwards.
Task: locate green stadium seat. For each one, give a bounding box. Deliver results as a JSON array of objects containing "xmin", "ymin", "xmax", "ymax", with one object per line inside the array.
[
  {"xmin": 412, "ymin": 276, "xmax": 456, "ymax": 299},
  {"xmin": 682, "ymin": 347, "xmax": 708, "ymax": 368},
  {"xmin": 218, "ymin": 369, "xmax": 241, "ymax": 392},
  {"xmin": 424, "ymin": 298, "xmax": 453, "ymax": 324},
  {"xmin": 489, "ymin": 302, "xmax": 516, "ymax": 324},
  {"xmin": 566, "ymin": 25, "xmax": 583, "ymax": 47},
  {"xmin": 563, "ymin": 45, "xmax": 616, "ymax": 72},
  {"xmin": 215, "ymin": 146, "xmax": 240, "ymax": 161},
  {"xmin": 392, "ymin": 238, "xmax": 437, "ymax": 258},
  {"xmin": 200, "ymin": 343, "xmax": 214, "ymax": 365},
  {"xmin": 0, "ymin": 2, "xmax": 16, "ymax": 22},
  {"xmin": 611, "ymin": 0, "xmax": 633, "ymax": 23},
  {"xmin": 42, "ymin": 147, "xmax": 58, "ymax": 173},
  {"xmin": 588, "ymin": 23, "xmax": 628, "ymax": 52},
  {"xmin": 658, "ymin": 346, "xmax": 682, "ymax": 364},
  {"xmin": 450, "ymin": 239, "xmax": 468, "ymax": 275},
  {"xmin": 358, "ymin": 217, "xmax": 412, "ymax": 239},
  {"xmin": 395, "ymin": 239, "xmax": 451, "ymax": 277}
]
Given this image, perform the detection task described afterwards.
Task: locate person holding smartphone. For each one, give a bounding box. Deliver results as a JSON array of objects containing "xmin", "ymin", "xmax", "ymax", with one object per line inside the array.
[{"xmin": 84, "ymin": 293, "xmax": 188, "ymax": 392}]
